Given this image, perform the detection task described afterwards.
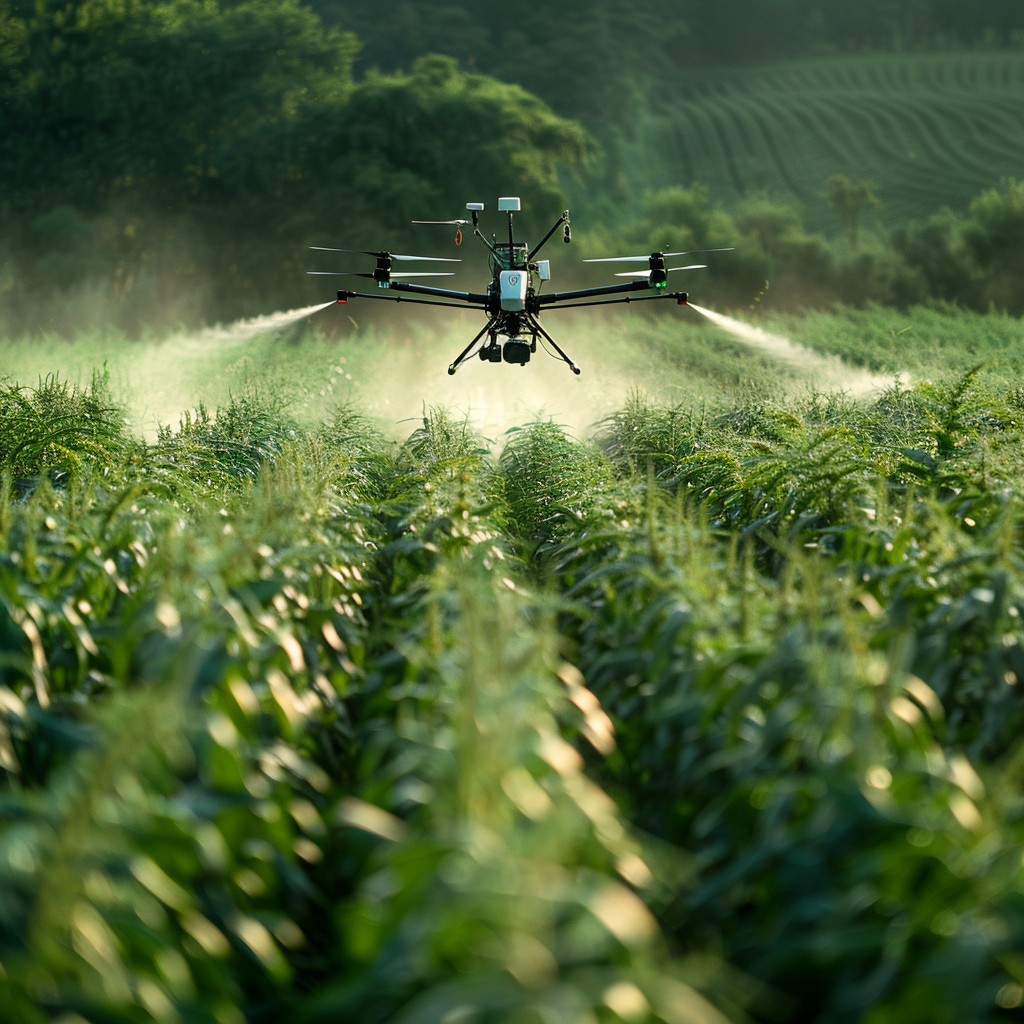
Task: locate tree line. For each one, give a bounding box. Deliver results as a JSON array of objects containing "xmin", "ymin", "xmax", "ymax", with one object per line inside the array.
[
  {"xmin": 1, "ymin": 0, "xmax": 1022, "ymax": 333},
  {"xmin": 607, "ymin": 177, "xmax": 1024, "ymax": 317},
  {"xmin": 319, "ymin": 0, "xmax": 1024, "ymax": 114},
  {"xmin": 0, "ymin": 1, "xmax": 592, "ymax": 331}
]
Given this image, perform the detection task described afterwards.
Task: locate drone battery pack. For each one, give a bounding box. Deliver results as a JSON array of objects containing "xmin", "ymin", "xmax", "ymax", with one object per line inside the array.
[{"xmin": 499, "ymin": 270, "xmax": 527, "ymax": 311}]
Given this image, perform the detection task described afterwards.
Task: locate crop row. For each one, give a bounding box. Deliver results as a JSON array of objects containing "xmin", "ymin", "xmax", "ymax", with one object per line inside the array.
[
  {"xmin": 0, "ymin": 379, "xmax": 727, "ymax": 1022},
  {"xmin": 686, "ymin": 51, "xmax": 1024, "ymax": 99},
  {"xmin": 2, "ymin": 371, "xmax": 1024, "ymax": 1021},
  {"xmin": 647, "ymin": 51, "xmax": 1024, "ymax": 225}
]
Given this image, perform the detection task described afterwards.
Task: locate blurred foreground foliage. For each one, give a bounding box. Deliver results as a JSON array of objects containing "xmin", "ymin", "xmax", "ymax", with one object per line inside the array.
[{"xmin": 2, "ymin": 371, "xmax": 1024, "ymax": 1021}]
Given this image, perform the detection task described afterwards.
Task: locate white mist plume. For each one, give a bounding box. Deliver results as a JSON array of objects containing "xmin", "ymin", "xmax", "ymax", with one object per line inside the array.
[
  {"xmin": 345, "ymin": 316, "xmax": 696, "ymax": 441},
  {"xmin": 190, "ymin": 302, "xmax": 338, "ymax": 345},
  {"xmin": 42, "ymin": 295, "xmax": 908, "ymax": 446},
  {"xmin": 121, "ymin": 302, "xmax": 337, "ymax": 437},
  {"xmin": 688, "ymin": 303, "xmax": 901, "ymax": 396},
  {"xmin": 354, "ymin": 339, "xmax": 633, "ymax": 440}
]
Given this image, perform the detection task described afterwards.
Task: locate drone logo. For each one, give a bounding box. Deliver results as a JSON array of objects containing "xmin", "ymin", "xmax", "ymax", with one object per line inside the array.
[{"xmin": 310, "ymin": 198, "xmax": 731, "ymax": 375}]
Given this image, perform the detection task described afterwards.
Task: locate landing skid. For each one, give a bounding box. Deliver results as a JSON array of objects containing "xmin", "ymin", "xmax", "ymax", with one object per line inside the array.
[{"xmin": 447, "ymin": 313, "xmax": 580, "ymax": 375}]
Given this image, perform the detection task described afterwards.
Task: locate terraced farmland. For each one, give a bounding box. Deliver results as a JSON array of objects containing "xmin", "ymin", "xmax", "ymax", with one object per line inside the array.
[{"xmin": 635, "ymin": 50, "xmax": 1024, "ymax": 227}]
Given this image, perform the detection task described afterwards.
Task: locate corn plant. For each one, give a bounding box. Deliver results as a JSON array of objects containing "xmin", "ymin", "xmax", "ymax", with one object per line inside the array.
[{"xmin": 2, "ymin": 365, "xmax": 1024, "ymax": 1023}]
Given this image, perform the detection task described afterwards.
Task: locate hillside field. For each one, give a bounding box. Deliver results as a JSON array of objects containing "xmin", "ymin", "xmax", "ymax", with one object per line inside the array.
[
  {"xmin": 3, "ymin": 304, "xmax": 1024, "ymax": 1021},
  {"xmin": 620, "ymin": 50, "xmax": 1024, "ymax": 229}
]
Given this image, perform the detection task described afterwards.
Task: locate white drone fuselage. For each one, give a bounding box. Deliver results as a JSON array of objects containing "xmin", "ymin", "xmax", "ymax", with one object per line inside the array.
[
  {"xmin": 316, "ymin": 196, "xmax": 714, "ymax": 376},
  {"xmin": 498, "ymin": 269, "xmax": 527, "ymax": 311}
]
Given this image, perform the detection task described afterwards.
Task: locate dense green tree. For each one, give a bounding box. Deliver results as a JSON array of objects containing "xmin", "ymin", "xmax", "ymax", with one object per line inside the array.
[
  {"xmin": 888, "ymin": 179, "xmax": 1024, "ymax": 315},
  {"xmin": 314, "ymin": 54, "xmax": 596, "ymax": 238},
  {"xmin": 735, "ymin": 194, "xmax": 806, "ymax": 256},
  {"xmin": 4, "ymin": 0, "xmax": 1024, "ymax": 330},
  {"xmin": 322, "ymin": 0, "xmax": 1024, "ymax": 78},
  {"xmin": 961, "ymin": 177, "xmax": 1024, "ymax": 313},
  {"xmin": 312, "ymin": 0, "xmax": 686, "ymax": 122},
  {"xmin": 0, "ymin": 0, "xmax": 365, "ymax": 325},
  {"xmin": 626, "ymin": 184, "xmax": 737, "ymax": 252},
  {"xmin": 1, "ymin": 0, "xmax": 358, "ymax": 215},
  {"xmin": 0, "ymin": 5, "xmax": 598, "ymax": 328}
]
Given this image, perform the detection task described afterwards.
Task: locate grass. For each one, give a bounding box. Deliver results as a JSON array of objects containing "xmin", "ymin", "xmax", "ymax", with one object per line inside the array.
[
  {"xmin": 2, "ymin": 307, "xmax": 1024, "ymax": 1020},
  {"xmin": 772, "ymin": 303, "xmax": 1024, "ymax": 376}
]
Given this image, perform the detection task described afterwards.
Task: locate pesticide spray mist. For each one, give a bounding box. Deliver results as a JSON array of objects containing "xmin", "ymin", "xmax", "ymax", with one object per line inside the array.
[
  {"xmin": 189, "ymin": 301, "xmax": 338, "ymax": 345},
  {"xmin": 687, "ymin": 302, "xmax": 898, "ymax": 397},
  {"xmin": 120, "ymin": 301, "xmax": 338, "ymax": 437},
  {"xmin": 101, "ymin": 296, "xmax": 902, "ymax": 444},
  {"xmin": 351, "ymin": 322, "xmax": 667, "ymax": 442}
]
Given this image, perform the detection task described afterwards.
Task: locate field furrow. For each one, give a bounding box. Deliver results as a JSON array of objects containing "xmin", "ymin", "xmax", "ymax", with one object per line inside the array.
[
  {"xmin": 672, "ymin": 99, "xmax": 747, "ymax": 196},
  {"xmin": 659, "ymin": 50, "xmax": 1024, "ymax": 223}
]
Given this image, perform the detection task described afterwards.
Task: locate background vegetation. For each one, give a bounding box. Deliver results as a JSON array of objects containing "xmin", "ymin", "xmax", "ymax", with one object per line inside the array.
[{"xmin": 2, "ymin": 0, "xmax": 1024, "ymax": 332}]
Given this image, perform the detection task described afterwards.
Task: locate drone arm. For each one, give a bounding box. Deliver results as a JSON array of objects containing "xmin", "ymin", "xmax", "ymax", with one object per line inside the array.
[
  {"xmin": 334, "ymin": 288, "xmax": 490, "ymax": 311},
  {"xmin": 536, "ymin": 291, "xmax": 689, "ymax": 311},
  {"xmin": 389, "ymin": 280, "xmax": 491, "ymax": 306},
  {"xmin": 533, "ymin": 278, "xmax": 654, "ymax": 307},
  {"xmin": 528, "ymin": 210, "xmax": 571, "ymax": 262}
]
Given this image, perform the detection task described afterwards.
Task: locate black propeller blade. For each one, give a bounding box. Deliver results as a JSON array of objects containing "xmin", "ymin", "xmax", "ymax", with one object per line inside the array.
[{"xmin": 309, "ymin": 246, "xmax": 460, "ymax": 263}]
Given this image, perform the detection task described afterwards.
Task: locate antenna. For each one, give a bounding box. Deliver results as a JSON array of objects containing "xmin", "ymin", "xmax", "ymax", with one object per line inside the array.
[{"xmin": 498, "ymin": 197, "xmax": 521, "ymax": 267}]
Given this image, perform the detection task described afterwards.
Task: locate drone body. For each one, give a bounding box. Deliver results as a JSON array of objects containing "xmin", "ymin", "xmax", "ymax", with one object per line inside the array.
[{"xmin": 310, "ymin": 197, "xmax": 730, "ymax": 375}]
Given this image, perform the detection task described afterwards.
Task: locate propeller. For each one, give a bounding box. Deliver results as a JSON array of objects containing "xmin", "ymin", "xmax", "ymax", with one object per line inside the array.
[
  {"xmin": 584, "ymin": 247, "xmax": 734, "ymax": 263},
  {"xmin": 307, "ymin": 271, "xmax": 454, "ymax": 279},
  {"xmin": 615, "ymin": 264, "xmax": 707, "ymax": 279},
  {"xmin": 309, "ymin": 246, "xmax": 460, "ymax": 263}
]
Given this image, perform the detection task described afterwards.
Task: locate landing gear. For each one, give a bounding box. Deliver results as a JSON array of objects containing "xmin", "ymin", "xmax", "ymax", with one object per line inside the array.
[{"xmin": 448, "ymin": 312, "xmax": 579, "ymax": 375}]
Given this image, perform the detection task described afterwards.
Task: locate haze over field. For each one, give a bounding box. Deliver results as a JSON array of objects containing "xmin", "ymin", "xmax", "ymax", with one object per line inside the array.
[
  {"xmin": 3, "ymin": 0, "xmax": 1024, "ymax": 341},
  {"xmin": 4, "ymin": 5, "xmax": 1024, "ymax": 1024}
]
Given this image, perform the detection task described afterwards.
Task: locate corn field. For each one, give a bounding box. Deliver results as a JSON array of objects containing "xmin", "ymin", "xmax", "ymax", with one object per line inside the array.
[{"xmin": 2, "ymin": 367, "xmax": 1024, "ymax": 1022}]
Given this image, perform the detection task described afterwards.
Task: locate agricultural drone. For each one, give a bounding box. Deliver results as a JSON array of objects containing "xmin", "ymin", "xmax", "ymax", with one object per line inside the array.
[{"xmin": 309, "ymin": 197, "xmax": 731, "ymax": 375}]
